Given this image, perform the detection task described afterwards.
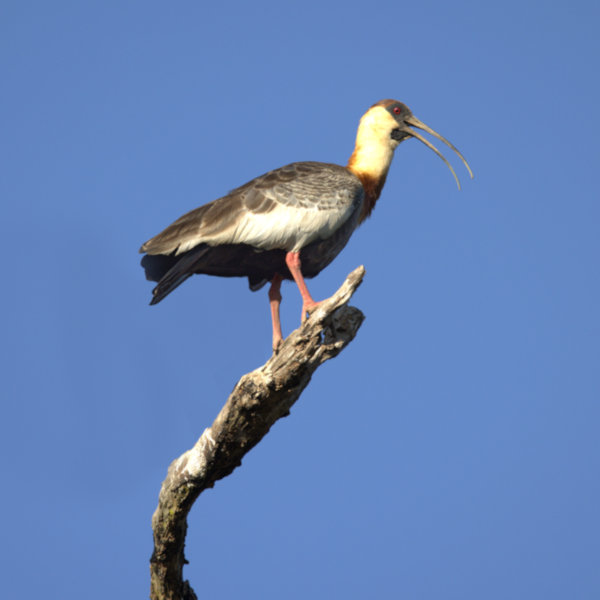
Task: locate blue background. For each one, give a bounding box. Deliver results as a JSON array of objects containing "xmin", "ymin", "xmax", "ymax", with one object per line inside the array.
[{"xmin": 2, "ymin": 1, "xmax": 599, "ymax": 598}]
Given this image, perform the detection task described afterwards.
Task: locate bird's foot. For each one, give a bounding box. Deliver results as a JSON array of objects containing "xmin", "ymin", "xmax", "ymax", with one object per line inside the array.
[
  {"xmin": 272, "ymin": 335, "xmax": 283, "ymax": 354},
  {"xmin": 301, "ymin": 300, "xmax": 322, "ymax": 323}
]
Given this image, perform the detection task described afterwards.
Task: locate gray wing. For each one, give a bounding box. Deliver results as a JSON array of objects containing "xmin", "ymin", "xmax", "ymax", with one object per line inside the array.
[{"xmin": 140, "ymin": 162, "xmax": 364, "ymax": 256}]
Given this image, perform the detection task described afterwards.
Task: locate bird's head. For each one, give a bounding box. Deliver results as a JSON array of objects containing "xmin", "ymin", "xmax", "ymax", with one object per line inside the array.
[{"xmin": 351, "ymin": 99, "xmax": 473, "ymax": 189}]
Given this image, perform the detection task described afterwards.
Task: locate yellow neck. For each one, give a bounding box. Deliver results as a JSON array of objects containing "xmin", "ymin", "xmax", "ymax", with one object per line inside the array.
[
  {"xmin": 348, "ymin": 142, "xmax": 393, "ymax": 182},
  {"xmin": 346, "ymin": 107, "xmax": 397, "ymax": 222}
]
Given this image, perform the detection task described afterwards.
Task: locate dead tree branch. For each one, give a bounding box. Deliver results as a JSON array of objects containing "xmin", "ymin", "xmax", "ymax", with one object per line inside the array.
[{"xmin": 149, "ymin": 266, "xmax": 366, "ymax": 600}]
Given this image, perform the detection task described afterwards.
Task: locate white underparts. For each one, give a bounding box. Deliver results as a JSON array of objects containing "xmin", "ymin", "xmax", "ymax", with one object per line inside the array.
[{"xmin": 175, "ymin": 200, "xmax": 356, "ymax": 254}]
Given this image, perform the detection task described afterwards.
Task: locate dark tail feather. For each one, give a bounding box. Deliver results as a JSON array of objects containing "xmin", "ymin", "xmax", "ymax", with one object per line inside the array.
[
  {"xmin": 141, "ymin": 243, "xmax": 284, "ymax": 304},
  {"xmin": 149, "ymin": 272, "xmax": 192, "ymax": 305},
  {"xmin": 141, "ymin": 246, "xmax": 211, "ymax": 305},
  {"xmin": 141, "ymin": 253, "xmax": 179, "ymax": 282}
]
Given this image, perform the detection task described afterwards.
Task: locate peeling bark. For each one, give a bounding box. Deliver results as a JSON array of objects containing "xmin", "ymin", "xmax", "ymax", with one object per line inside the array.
[{"xmin": 150, "ymin": 266, "xmax": 366, "ymax": 600}]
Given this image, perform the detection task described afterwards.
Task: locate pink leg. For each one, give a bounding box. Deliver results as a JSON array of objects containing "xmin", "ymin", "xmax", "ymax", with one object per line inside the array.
[
  {"xmin": 268, "ymin": 274, "xmax": 283, "ymax": 352},
  {"xmin": 285, "ymin": 251, "xmax": 320, "ymax": 322}
]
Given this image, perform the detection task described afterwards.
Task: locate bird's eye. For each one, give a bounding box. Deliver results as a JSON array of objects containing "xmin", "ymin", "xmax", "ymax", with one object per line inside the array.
[{"xmin": 393, "ymin": 106, "xmax": 402, "ymax": 115}]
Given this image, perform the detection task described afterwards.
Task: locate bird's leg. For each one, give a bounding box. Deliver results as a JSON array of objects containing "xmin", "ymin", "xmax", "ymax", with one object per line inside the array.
[
  {"xmin": 285, "ymin": 251, "xmax": 320, "ymax": 322},
  {"xmin": 268, "ymin": 274, "xmax": 284, "ymax": 352}
]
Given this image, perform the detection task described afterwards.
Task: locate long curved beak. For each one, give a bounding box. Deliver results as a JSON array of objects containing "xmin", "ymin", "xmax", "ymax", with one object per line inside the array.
[{"xmin": 405, "ymin": 115, "xmax": 474, "ymax": 190}]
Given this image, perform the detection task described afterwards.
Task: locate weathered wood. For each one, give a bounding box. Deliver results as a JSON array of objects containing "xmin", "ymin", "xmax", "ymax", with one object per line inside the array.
[{"xmin": 150, "ymin": 266, "xmax": 366, "ymax": 600}]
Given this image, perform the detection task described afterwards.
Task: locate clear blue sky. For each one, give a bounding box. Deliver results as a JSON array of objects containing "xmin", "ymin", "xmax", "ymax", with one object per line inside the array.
[{"xmin": 2, "ymin": 1, "xmax": 599, "ymax": 598}]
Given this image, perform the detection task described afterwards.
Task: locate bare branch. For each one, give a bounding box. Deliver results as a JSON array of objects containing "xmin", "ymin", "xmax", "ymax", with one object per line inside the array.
[{"xmin": 150, "ymin": 266, "xmax": 366, "ymax": 600}]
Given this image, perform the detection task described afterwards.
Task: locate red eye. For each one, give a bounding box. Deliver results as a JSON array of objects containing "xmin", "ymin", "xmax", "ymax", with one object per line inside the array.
[{"xmin": 393, "ymin": 106, "xmax": 402, "ymax": 114}]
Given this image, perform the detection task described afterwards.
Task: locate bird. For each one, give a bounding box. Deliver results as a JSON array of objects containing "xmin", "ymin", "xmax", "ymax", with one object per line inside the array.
[{"xmin": 140, "ymin": 99, "xmax": 473, "ymax": 351}]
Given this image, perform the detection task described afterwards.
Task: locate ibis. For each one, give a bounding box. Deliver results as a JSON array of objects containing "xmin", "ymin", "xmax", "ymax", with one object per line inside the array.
[{"xmin": 140, "ymin": 99, "xmax": 473, "ymax": 350}]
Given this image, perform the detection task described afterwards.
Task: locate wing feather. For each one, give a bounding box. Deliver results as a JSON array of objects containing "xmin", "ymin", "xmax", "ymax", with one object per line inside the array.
[{"xmin": 140, "ymin": 162, "xmax": 364, "ymax": 256}]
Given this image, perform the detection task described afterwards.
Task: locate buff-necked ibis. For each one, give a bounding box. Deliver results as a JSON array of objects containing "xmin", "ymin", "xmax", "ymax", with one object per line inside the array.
[{"xmin": 140, "ymin": 99, "xmax": 473, "ymax": 351}]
